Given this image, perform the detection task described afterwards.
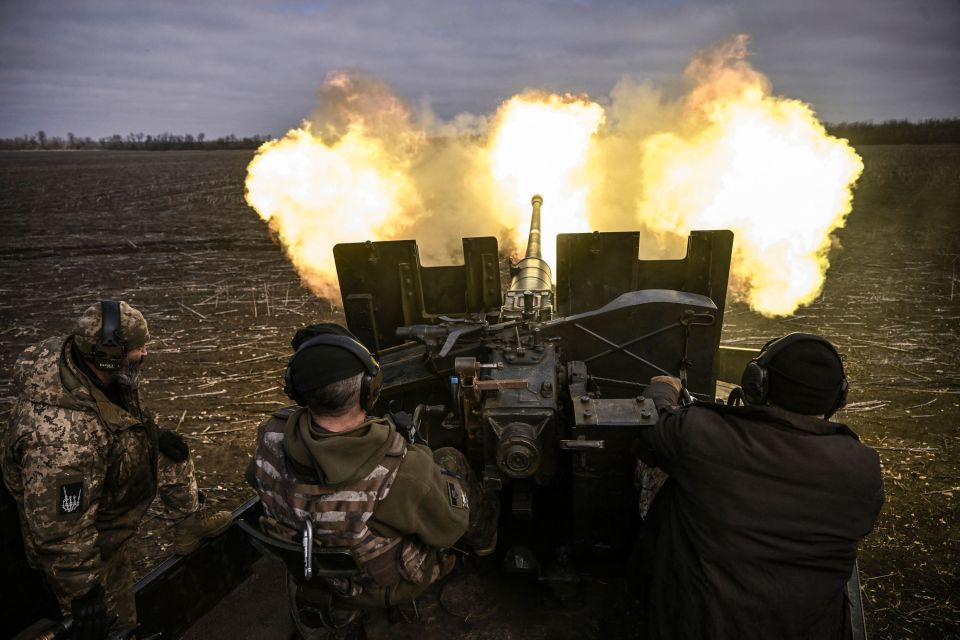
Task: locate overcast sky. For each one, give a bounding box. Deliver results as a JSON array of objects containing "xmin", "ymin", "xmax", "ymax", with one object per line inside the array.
[{"xmin": 1, "ymin": 0, "xmax": 958, "ymax": 139}]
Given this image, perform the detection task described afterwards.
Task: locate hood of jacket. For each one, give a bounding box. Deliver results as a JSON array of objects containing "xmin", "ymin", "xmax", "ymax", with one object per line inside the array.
[
  {"xmin": 12, "ymin": 336, "xmax": 144, "ymax": 433},
  {"xmin": 13, "ymin": 336, "xmax": 93, "ymax": 412},
  {"xmin": 283, "ymin": 409, "xmax": 396, "ymax": 487}
]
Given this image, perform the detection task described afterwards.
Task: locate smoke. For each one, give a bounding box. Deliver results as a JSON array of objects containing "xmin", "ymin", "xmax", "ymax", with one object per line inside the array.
[
  {"xmin": 305, "ymin": 71, "xmax": 421, "ymax": 148},
  {"xmin": 587, "ymin": 76, "xmax": 684, "ymax": 251},
  {"xmin": 585, "ymin": 34, "xmax": 862, "ymax": 313},
  {"xmin": 246, "ymin": 34, "xmax": 862, "ymax": 316},
  {"xmin": 308, "ymin": 71, "xmax": 501, "ymax": 266},
  {"xmin": 627, "ymin": 35, "xmax": 862, "ymax": 314},
  {"xmin": 684, "ymin": 34, "xmax": 771, "ymax": 115}
]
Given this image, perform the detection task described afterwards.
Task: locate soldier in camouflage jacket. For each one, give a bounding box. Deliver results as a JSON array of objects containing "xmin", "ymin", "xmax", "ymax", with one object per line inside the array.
[
  {"xmin": 248, "ymin": 324, "xmax": 498, "ymax": 631},
  {"xmin": 1, "ymin": 301, "xmax": 232, "ymax": 639}
]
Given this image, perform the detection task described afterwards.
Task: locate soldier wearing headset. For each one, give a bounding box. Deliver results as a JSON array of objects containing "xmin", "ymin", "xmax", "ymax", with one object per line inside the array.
[
  {"xmin": 1, "ymin": 301, "xmax": 232, "ymax": 640},
  {"xmin": 247, "ymin": 323, "xmax": 498, "ymax": 627},
  {"xmin": 632, "ymin": 333, "xmax": 884, "ymax": 640}
]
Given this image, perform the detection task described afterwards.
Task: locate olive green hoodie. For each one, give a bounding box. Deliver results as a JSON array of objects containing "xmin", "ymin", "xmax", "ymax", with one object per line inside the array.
[
  {"xmin": 281, "ymin": 409, "xmax": 468, "ymax": 548},
  {"xmin": 284, "ymin": 410, "xmax": 392, "ymax": 486}
]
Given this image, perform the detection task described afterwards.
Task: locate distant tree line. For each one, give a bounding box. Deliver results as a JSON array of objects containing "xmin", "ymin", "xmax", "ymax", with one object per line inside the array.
[
  {"xmin": 0, "ymin": 131, "xmax": 273, "ymax": 151},
  {"xmin": 1, "ymin": 119, "xmax": 958, "ymax": 150},
  {"xmin": 825, "ymin": 118, "xmax": 960, "ymax": 145}
]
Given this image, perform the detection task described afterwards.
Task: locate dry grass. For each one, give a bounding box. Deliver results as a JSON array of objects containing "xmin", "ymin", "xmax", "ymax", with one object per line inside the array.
[{"xmin": 1, "ymin": 146, "xmax": 959, "ymax": 638}]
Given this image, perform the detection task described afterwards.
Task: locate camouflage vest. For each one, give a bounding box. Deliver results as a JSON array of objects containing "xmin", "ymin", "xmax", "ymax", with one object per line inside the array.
[{"xmin": 253, "ymin": 408, "xmax": 430, "ymax": 588}]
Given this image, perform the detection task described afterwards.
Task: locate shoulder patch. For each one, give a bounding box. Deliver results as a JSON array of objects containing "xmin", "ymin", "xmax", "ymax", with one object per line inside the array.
[
  {"xmin": 58, "ymin": 480, "xmax": 84, "ymax": 516},
  {"xmin": 446, "ymin": 479, "xmax": 468, "ymax": 510}
]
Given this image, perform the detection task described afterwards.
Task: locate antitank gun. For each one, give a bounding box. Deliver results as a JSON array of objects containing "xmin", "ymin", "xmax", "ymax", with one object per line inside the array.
[
  {"xmin": 0, "ymin": 193, "xmax": 735, "ymax": 638},
  {"xmin": 333, "ymin": 195, "xmax": 740, "ymax": 576},
  {"xmin": 6, "ymin": 196, "xmax": 873, "ymax": 640}
]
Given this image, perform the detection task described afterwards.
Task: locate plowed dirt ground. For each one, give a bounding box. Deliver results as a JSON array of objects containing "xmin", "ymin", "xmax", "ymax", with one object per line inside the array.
[{"xmin": 1, "ymin": 146, "xmax": 957, "ymax": 638}]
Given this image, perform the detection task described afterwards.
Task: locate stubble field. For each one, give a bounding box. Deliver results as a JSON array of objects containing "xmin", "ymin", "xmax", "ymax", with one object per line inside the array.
[{"xmin": 0, "ymin": 146, "xmax": 958, "ymax": 639}]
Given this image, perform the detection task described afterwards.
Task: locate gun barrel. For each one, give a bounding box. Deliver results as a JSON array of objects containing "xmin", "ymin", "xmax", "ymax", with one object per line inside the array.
[
  {"xmin": 503, "ymin": 195, "xmax": 553, "ymax": 320},
  {"xmin": 525, "ymin": 194, "xmax": 543, "ymax": 260}
]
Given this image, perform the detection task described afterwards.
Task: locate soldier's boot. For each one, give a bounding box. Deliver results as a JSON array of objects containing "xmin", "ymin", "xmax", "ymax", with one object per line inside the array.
[
  {"xmin": 463, "ymin": 491, "xmax": 499, "ymax": 557},
  {"xmin": 173, "ymin": 500, "xmax": 233, "ymax": 555},
  {"xmin": 472, "ymin": 530, "xmax": 498, "ymax": 558},
  {"xmin": 432, "ymin": 447, "xmax": 500, "ymax": 556}
]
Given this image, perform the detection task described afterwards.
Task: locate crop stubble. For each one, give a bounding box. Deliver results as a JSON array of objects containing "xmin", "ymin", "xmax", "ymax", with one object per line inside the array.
[{"xmin": 0, "ymin": 146, "xmax": 958, "ymax": 638}]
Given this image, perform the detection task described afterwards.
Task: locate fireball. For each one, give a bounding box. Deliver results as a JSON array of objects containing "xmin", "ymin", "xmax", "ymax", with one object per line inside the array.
[
  {"xmin": 484, "ymin": 93, "xmax": 605, "ymax": 269},
  {"xmin": 244, "ymin": 35, "xmax": 862, "ymax": 317},
  {"xmin": 245, "ymin": 125, "xmax": 421, "ymax": 301},
  {"xmin": 635, "ymin": 35, "xmax": 863, "ymax": 315}
]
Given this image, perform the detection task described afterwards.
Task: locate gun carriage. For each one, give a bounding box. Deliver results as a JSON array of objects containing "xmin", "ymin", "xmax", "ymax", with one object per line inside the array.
[
  {"xmin": 7, "ymin": 195, "xmax": 874, "ymax": 640},
  {"xmin": 2, "ymin": 195, "xmax": 742, "ymax": 638},
  {"xmin": 334, "ymin": 195, "xmax": 735, "ymax": 573}
]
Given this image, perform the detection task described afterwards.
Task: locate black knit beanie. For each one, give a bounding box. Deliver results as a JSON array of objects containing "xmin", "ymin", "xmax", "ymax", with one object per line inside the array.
[
  {"xmin": 291, "ymin": 322, "xmax": 355, "ymax": 350},
  {"xmin": 765, "ymin": 338, "xmax": 845, "ymax": 416},
  {"xmin": 288, "ymin": 323, "xmax": 367, "ymax": 398}
]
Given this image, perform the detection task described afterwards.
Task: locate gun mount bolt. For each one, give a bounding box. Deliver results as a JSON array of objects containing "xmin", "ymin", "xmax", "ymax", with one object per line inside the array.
[
  {"xmin": 640, "ymin": 409, "xmax": 652, "ymax": 419},
  {"xmin": 583, "ymin": 410, "xmax": 593, "ymax": 417},
  {"xmin": 580, "ymin": 395, "xmax": 590, "ymax": 403}
]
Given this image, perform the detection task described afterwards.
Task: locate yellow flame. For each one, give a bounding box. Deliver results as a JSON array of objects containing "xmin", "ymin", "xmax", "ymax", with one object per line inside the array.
[
  {"xmin": 245, "ymin": 125, "xmax": 420, "ymax": 300},
  {"xmin": 636, "ymin": 36, "xmax": 863, "ymax": 315},
  {"xmin": 484, "ymin": 93, "xmax": 605, "ymax": 267},
  {"xmin": 245, "ymin": 35, "xmax": 862, "ymax": 317}
]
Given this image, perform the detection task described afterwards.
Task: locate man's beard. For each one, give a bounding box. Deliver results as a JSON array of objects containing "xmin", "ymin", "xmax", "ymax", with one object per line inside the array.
[{"xmin": 111, "ymin": 356, "xmax": 143, "ymax": 390}]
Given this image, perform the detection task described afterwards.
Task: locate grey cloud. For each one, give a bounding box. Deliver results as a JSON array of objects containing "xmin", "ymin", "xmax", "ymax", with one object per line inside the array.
[
  {"xmin": 730, "ymin": 0, "xmax": 960, "ymax": 120},
  {"xmin": 0, "ymin": 0, "xmax": 957, "ymax": 138}
]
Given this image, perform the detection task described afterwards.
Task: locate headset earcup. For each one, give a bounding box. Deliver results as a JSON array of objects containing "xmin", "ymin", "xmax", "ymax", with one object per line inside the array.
[
  {"xmin": 740, "ymin": 361, "xmax": 767, "ymax": 405},
  {"xmin": 358, "ymin": 369, "xmax": 383, "ymax": 413},
  {"xmin": 825, "ymin": 377, "xmax": 849, "ymax": 419},
  {"xmin": 366, "ymin": 368, "xmax": 382, "ymax": 410},
  {"xmin": 92, "ymin": 300, "xmax": 127, "ymax": 370},
  {"xmin": 358, "ymin": 375, "xmax": 370, "ymax": 412},
  {"xmin": 283, "ymin": 355, "xmax": 304, "ymax": 406},
  {"xmin": 837, "ymin": 378, "xmax": 848, "ymax": 410}
]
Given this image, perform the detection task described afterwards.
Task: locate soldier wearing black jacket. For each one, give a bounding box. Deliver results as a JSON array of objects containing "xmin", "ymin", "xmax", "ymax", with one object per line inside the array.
[{"xmin": 633, "ymin": 333, "xmax": 884, "ymax": 640}]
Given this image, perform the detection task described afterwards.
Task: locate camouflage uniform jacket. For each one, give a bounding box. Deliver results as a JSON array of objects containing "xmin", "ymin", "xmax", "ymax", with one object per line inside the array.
[{"xmin": 1, "ymin": 336, "xmax": 159, "ymax": 607}]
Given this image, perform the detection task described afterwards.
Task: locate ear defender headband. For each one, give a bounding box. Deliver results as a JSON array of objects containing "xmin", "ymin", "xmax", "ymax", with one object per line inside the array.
[
  {"xmin": 283, "ymin": 334, "xmax": 382, "ymax": 412},
  {"xmin": 740, "ymin": 333, "xmax": 848, "ymax": 419},
  {"xmin": 91, "ymin": 300, "xmax": 127, "ymax": 371}
]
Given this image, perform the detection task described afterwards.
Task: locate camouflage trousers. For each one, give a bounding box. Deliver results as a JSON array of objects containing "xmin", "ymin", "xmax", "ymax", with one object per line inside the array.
[
  {"xmin": 156, "ymin": 452, "xmax": 200, "ymax": 518},
  {"xmin": 75, "ymin": 454, "xmax": 200, "ymax": 627}
]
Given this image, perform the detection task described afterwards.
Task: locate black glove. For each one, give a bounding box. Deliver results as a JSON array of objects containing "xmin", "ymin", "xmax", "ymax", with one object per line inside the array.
[
  {"xmin": 158, "ymin": 429, "xmax": 189, "ymax": 461},
  {"xmin": 71, "ymin": 583, "xmax": 109, "ymax": 640}
]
